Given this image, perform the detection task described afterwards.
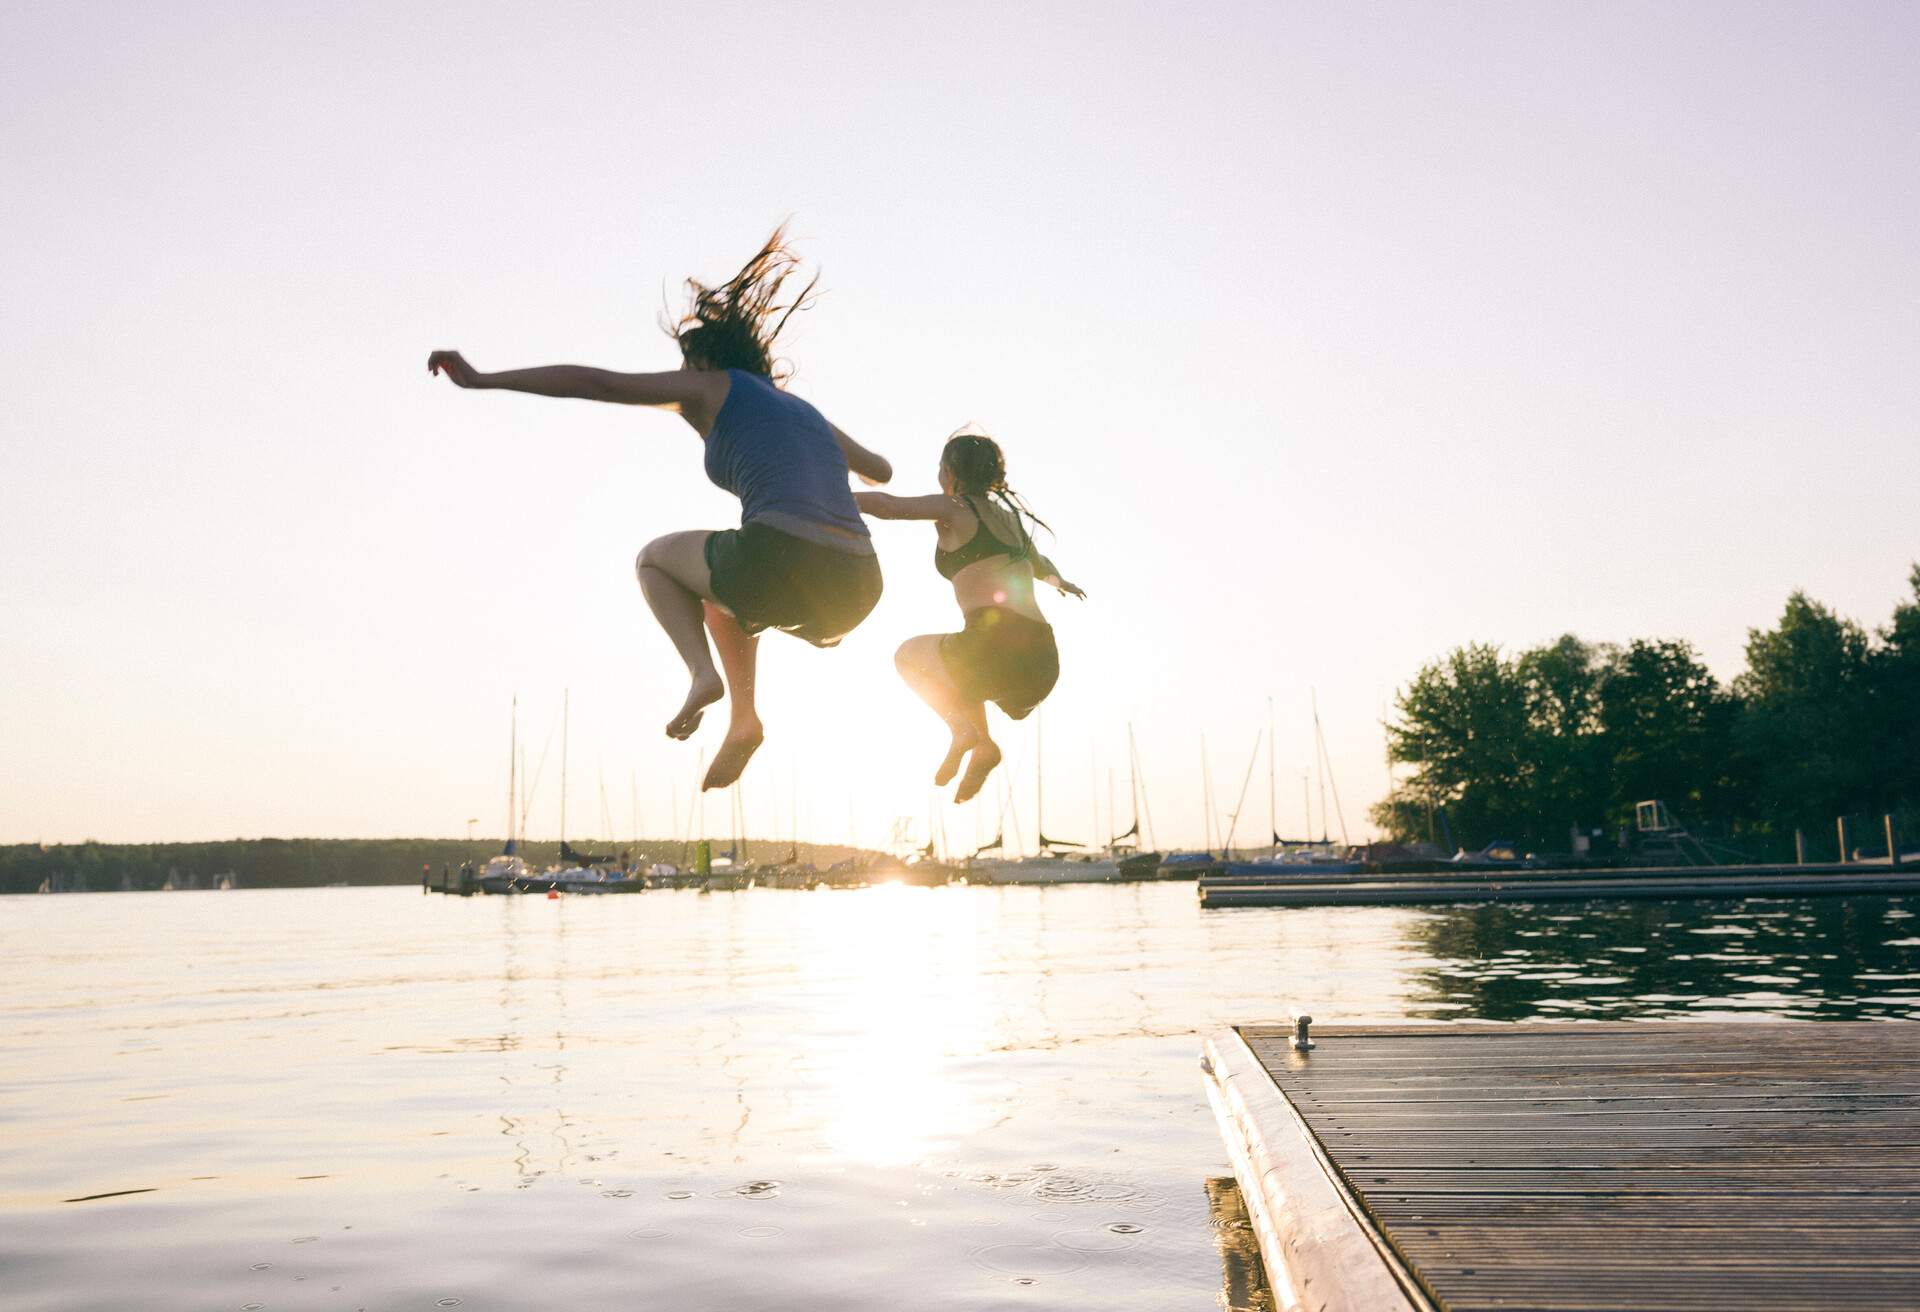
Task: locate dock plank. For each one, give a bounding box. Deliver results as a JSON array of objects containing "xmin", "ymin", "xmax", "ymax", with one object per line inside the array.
[{"xmin": 1205, "ymin": 1022, "xmax": 1920, "ymax": 1311}]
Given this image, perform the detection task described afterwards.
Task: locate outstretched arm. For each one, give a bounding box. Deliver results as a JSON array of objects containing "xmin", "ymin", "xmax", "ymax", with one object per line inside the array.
[
  {"xmin": 830, "ymin": 424, "xmax": 892, "ymax": 486},
  {"xmin": 1029, "ymin": 548, "xmax": 1086, "ymax": 599},
  {"xmin": 427, "ymin": 351, "xmax": 720, "ymax": 410},
  {"xmin": 853, "ymin": 491, "xmax": 956, "ymax": 521}
]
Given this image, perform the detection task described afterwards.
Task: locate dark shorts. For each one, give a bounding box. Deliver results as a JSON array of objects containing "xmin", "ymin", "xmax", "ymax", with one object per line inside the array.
[
  {"xmin": 938, "ymin": 607, "xmax": 1059, "ymax": 719},
  {"xmin": 704, "ymin": 522, "xmax": 883, "ymax": 648}
]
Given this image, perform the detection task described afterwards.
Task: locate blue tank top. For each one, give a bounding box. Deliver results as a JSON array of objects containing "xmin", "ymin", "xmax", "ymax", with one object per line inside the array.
[{"xmin": 703, "ymin": 371, "xmax": 872, "ymax": 553}]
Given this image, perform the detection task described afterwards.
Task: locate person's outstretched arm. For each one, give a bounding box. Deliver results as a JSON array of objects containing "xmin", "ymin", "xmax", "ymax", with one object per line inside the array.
[
  {"xmin": 427, "ymin": 351, "xmax": 719, "ymax": 410},
  {"xmin": 830, "ymin": 424, "xmax": 892, "ymax": 486},
  {"xmin": 853, "ymin": 491, "xmax": 954, "ymax": 520},
  {"xmin": 1029, "ymin": 548, "xmax": 1086, "ymax": 599}
]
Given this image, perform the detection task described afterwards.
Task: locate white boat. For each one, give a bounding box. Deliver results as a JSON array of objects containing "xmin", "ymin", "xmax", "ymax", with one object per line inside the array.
[
  {"xmin": 520, "ymin": 692, "xmax": 643, "ymax": 895},
  {"xmin": 476, "ymin": 695, "xmax": 533, "ymax": 894},
  {"xmin": 969, "ymin": 852, "xmax": 1120, "ymax": 884},
  {"xmin": 476, "ymin": 851, "xmax": 533, "ymax": 894},
  {"xmin": 516, "ymin": 863, "xmax": 638, "ymax": 895},
  {"xmin": 965, "ymin": 715, "xmax": 1119, "ymax": 884}
]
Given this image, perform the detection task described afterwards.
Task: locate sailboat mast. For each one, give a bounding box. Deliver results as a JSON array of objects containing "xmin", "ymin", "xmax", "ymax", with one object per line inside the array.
[
  {"xmin": 1089, "ymin": 748, "xmax": 1098, "ymax": 854},
  {"xmin": 1267, "ymin": 696, "xmax": 1276, "ymax": 847},
  {"xmin": 599, "ymin": 767, "xmax": 613, "ymax": 849},
  {"xmin": 1312, "ymin": 690, "xmax": 1327, "ymax": 843},
  {"xmin": 1128, "ymin": 722, "xmax": 1156, "ymax": 851},
  {"xmin": 559, "ymin": 689, "xmax": 570, "ymax": 849},
  {"xmin": 1313, "ymin": 694, "xmax": 1351, "ymax": 847},
  {"xmin": 507, "ymin": 694, "xmax": 518, "ymax": 847},
  {"xmin": 1201, "ymin": 733, "xmax": 1214, "ymax": 854}
]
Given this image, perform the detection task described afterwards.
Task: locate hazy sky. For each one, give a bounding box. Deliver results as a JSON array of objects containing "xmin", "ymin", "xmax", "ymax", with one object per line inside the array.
[{"xmin": 4, "ymin": 2, "xmax": 1917, "ymax": 852}]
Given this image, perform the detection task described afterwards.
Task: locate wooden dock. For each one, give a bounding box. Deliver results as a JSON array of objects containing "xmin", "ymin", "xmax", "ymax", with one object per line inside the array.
[
  {"xmin": 1203, "ymin": 1022, "xmax": 1920, "ymax": 1311},
  {"xmin": 1199, "ymin": 863, "xmax": 1920, "ymax": 908}
]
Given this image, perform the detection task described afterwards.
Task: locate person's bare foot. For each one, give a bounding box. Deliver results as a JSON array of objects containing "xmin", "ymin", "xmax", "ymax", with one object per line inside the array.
[
  {"xmin": 953, "ymin": 738, "xmax": 1002, "ymax": 804},
  {"xmin": 934, "ymin": 726, "xmax": 979, "ymax": 787},
  {"xmin": 702, "ymin": 716, "xmax": 764, "ymax": 790},
  {"xmin": 666, "ymin": 672, "xmax": 724, "ymax": 740}
]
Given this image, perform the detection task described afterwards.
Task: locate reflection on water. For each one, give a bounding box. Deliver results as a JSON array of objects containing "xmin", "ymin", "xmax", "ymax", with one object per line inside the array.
[
  {"xmin": 0, "ymin": 885, "xmax": 1912, "ymax": 1309},
  {"xmin": 1405, "ymin": 896, "xmax": 1920, "ymax": 1020},
  {"xmin": 1204, "ymin": 1176, "xmax": 1275, "ymax": 1312}
]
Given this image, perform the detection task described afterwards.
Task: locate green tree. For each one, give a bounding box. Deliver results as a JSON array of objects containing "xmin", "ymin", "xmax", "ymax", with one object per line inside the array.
[
  {"xmin": 1732, "ymin": 591, "xmax": 1874, "ymax": 832},
  {"xmin": 1870, "ymin": 564, "xmax": 1920, "ymax": 815},
  {"xmin": 1597, "ymin": 639, "xmax": 1734, "ymax": 827},
  {"xmin": 1379, "ymin": 643, "xmax": 1537, "ymax": 848},
  {"xmin": 1516, "ymin": 635, "xmax": 1610, "ymax": 843}
]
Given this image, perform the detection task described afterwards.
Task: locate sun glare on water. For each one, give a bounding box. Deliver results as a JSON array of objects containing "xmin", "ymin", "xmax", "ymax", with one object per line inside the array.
[{"xmin": 793, "ymin": 884, "xmax": 998, "ymax": 1166}]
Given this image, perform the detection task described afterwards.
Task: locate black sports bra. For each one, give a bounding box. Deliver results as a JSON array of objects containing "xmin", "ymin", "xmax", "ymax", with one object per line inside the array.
[{"xmin": 935, "ymin": 495, "xmax": 1030, "ymax": 581}]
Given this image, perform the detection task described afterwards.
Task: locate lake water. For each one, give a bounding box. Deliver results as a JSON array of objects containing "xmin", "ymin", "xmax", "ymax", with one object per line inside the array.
[{"xmin": 3, "ymin": 884, "xmax": 1916, "ymax": 1310}]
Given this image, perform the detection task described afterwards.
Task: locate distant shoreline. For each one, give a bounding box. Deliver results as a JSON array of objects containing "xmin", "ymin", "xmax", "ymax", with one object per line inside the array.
[{"xmin": 2, "ymin": 837, "xmax": 877, "ymax": 894}]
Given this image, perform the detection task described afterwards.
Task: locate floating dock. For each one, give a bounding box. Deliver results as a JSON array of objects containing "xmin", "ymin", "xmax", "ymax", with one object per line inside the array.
[
  {"xmin": 1199, "ymin": 862, "xmax": 1920, "ymax": 907},
  {"xmin": 1203, "ymin": 1021, "xmax": 1920, "ymax": 1312}
]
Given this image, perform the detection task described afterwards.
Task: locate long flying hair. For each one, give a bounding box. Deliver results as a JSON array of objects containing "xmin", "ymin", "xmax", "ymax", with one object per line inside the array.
[
  {"xmin": 664, "ymin": 223, "xmax": 818, "ymax": 381},
  {"xmin": 940, "ymin": 430, "xmax": 1053, "ymax": 541}
]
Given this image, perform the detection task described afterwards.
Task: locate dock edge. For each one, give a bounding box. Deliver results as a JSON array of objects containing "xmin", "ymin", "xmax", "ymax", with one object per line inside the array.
[{"xmin": 1201, "ymin": 1027, "xmax": 1431, "ymax": 1312}]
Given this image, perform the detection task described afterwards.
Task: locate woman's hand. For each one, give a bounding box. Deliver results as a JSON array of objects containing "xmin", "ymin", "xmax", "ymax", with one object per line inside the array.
[
  {"xmin": 427, "ymin": 350, "xmax": 486, "ymax": 388},
  {"xmin": 1054, "ymin": 577, "xmax": 1087, "ymax": 600}
]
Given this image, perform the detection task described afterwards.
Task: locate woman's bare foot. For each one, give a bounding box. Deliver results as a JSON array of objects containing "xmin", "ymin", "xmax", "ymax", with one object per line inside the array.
[
  {"xmin": 934, "ymin": 725, "xmax": 979, "ymax": 786},
  {"xmin": 666, "ymin": 672, "xmax": 724, "ymax": 740},
  {"xmin": 953, "ymin": 738, "xmax": 1002, "ymax": 804},
  {"xmin": 703, "ymin": 715, "xmax": 764, "ymax": 790}
]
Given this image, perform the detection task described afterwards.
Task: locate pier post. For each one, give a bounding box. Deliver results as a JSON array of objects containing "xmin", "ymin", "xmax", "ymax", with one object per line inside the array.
[
  {"xmin": 1888, "ymin": 815, "xmax": 1902, "ymax": 870},
  {"xmin": 1837, "ymin": 817, "xmax": 1850, "ymax": 864},
  {"xmin": 1794, "ymin": 829, "xmax": 1806, "ymax": 865}
]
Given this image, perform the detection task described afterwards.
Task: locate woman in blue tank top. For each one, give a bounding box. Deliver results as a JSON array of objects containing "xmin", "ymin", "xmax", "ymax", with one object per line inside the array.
[
  {"xmin": 428, "ymin": 228, "xmax": 892, "ymax": 791},
  {"xmin": 856, "ymin": 434, "xmax": 1083, "ymax": 803}
]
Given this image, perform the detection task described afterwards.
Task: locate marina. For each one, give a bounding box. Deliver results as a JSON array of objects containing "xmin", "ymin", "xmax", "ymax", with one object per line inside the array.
[{"xmin": 1204, "ymin": 1020, "xmax": 1920, "ymax": 1312}]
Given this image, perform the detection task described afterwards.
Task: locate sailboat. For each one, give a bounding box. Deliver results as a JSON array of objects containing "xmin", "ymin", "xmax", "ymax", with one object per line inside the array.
[
  {"xmin": 1108, "ymin": 724, "xmax": 1165, "ymax": 879},
  {"xmin": 521, "ymin": 691, "xmax": 642, "ymax": 895},
  {"xmin": 475, "ymin": 695, "xmax": 536, "ymax": 894},
  {"xmin": 968, "ymin": 715, "xmax": 1120, "ymax": 885},
  {"xmin": 1213, "ymin": 693, "xmax": 1363, "ymax": 880},
  {"xmin": 1157, "ymin": 733, "xmax": 1226, "ymax": 878}
]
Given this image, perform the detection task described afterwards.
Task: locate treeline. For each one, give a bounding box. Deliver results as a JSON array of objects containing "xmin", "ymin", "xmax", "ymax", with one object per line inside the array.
[
  {"xmin": 1371, "ymin": 567, "xmax": 1920, "ymax": 860},
  {"xmin": 2, "ymin": 836, "xmax": 872, "ymax": 895}
]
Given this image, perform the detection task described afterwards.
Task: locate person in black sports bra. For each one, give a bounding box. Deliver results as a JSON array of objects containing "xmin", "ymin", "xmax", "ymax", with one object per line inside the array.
[{"xmin": 855, "ymin": 433, "xmax": 1083, "ymax": 803}]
